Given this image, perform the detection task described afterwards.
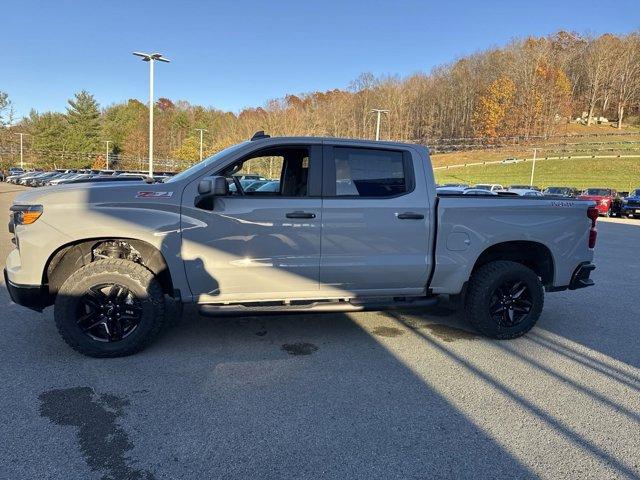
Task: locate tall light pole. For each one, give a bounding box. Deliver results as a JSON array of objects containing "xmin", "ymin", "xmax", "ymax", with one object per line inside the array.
[
  {"xmin": 133, "ymin": 52, "xmax": 170, "ymax": 177},
  {"xmin": 104, "ymin": 140, "xmax": 111, "ymax": 170},
  {"xmin": 195, "ymin": 128, "xmax": 207, "ymax": 161},
  {"xmin": 530, "ymin": 148, "xmax": 537, "ymax": 187},
  {"xmin": 370, "ymin": 109, "xmax": 389, "ymax": 141},
  {"xmin": 14, "ymin": 132, "xmax": 27, "ymax": 169}
]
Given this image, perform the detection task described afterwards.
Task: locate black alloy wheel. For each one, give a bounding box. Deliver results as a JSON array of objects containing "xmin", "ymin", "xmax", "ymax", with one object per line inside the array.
[
  {"xmin": 76, "ymin": 283, "xmax": 143, "ymax": 342},
  {"xmin": 488, "ymin": 280, "xmax": 533, "ymax": 327}
]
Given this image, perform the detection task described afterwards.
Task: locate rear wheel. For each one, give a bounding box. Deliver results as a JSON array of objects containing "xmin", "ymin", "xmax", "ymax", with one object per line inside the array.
[
  {"xmin": 54, "ymin": 259, "xmax": 166, "ymax": 357},
  {"xmin": 464, "ymin": 260, "xmax": 543, "ymax": 339}
]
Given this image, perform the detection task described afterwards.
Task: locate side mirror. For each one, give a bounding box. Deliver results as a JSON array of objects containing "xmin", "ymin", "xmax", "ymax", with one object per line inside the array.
[
  {"xmin": 198, "ymin": 176, "xmax": 228, "ymax": 196},
  {"xmin": 195, "ymin": 176, "xmax": 228, "ymax": 210}
]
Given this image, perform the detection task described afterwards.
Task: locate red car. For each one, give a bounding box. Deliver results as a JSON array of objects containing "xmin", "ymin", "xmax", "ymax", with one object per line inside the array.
[{"xmin": 578, "ymin": 188, "xmax": 619, "ymax": 217}]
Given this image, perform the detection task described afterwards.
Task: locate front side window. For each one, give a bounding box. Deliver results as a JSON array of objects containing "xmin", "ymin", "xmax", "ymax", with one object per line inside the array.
[
  {"xmin": 221, "ymin": 147, "xmax": 310, "ymax": 197},
  {"xmin": 332, "ymin": 147, "xmax": 408, "ymax": 197}
]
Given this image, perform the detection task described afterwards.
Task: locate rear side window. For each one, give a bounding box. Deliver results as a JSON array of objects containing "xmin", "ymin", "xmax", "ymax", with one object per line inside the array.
[{"xmin": 331, "ymin": 147, "xmax": 409, "ymax": 197}]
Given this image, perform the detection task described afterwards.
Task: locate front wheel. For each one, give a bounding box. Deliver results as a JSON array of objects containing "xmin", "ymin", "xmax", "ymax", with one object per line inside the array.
[
  {"xmin": 464, "ymin": 260, "xmax": 543, "ymax": 339},
  {"xmin": 54, "ymin": 259, "xmax": 166, "ymax": 357}
]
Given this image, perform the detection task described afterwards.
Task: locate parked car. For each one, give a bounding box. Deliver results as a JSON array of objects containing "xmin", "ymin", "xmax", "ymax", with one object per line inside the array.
[
  {"xmin": 27, "ymin": 171, "xmax": 60, "ymax": 186},
  {"xmin": 244, "ymin": 180, "xmax": 272, "ymax": 192},
  {"xmin": 621, "ymin": 188, "xmax": 640, "ymax": 218},
  {"xmin": 254, "ymin": 181, "xmax": 280, "ymax": 193},
  {"xmin": 6, "ymin": 172, "xmax": 31, "ymax": 184},
  {"xmin": 436, "ymin": 187, "xmax": 497, "ymax": 196},
  {"xmin": 8, "ymin": 167, "xmax": 25, "ymax": 176},
  {"xmin": 18, "ymin": 171, "xmax": 47, "ymax": 186},
  {"xmin": 543, "ymin": 186, "xmax": 579, "ymax": 198},
  {"xmin": 508, "ymin": 188, "xmax": 544, "ymax": 197},
  {"xmin": 5, "ymin": 133, "xmax": 597, "ymax": 357},
  {"xmin": 474, "ymin": 183, "xmax": 504, "ymax": 192},
  {"xmin": 577, "ymin": 188, "xmax": 620, "ymax": 217}
]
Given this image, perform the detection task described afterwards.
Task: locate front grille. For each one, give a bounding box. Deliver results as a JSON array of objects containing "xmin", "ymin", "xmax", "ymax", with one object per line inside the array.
[{"xmin": 627, "ymin": 200, "xmax": 640, "ymax": 207}]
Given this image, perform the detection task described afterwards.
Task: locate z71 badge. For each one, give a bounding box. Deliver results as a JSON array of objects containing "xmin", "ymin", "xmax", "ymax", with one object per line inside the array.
[{"xmin": 136, "ymin": 191, "xmax": 174, "ymax": 198}]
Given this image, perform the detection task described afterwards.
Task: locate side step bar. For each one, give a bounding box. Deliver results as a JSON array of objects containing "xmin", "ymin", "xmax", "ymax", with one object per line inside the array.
[{"xmin": 198, "ymin": 296, "xmax": 439, "ymax": 317}]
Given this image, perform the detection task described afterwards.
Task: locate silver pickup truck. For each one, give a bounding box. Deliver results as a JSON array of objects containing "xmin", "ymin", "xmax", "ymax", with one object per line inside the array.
[{"xmin": 5, "ymin": 133, "xmax": 598, "ymax": 357}]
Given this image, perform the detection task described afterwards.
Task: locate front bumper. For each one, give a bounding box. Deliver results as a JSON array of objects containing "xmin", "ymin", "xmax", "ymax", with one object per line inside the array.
[
  {"xmin": 621, "ymin": 205, "xmax": 640, "ymax": 215},
  {"xmin": 4, "ymin": 268, "xmax": 49, "ymax": 312}
]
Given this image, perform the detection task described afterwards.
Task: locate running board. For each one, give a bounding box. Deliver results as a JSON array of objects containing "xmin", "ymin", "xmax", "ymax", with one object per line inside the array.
[{"xmin": 198, "ymin": 296, "xmax": 439, "ymax": 317}]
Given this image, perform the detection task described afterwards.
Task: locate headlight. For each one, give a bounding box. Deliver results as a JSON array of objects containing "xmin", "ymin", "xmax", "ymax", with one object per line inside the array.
[{"xmin": 10, "ymin": 205, "xmax": 43, "ymax": 225}]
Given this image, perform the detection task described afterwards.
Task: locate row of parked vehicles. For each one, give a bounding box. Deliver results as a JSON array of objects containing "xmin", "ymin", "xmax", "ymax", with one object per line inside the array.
[
  {"xmin": 4, "ymin": 168, "xmax": 638, "ymax": 218},
  {"xmin": 2, "ymin": 167, "xmax": 173, "ymax": 187},
  {"xmin": 436, "ymin": 183, "xmax": 640, "ymax": 218}
]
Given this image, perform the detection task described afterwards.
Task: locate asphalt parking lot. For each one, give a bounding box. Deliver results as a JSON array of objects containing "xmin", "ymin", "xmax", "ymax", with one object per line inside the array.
[{"xmin": 0, "ymin": 182, "xmax": 638, "ymax": 480}]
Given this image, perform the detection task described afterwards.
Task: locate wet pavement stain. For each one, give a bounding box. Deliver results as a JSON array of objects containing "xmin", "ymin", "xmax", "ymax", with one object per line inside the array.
[
  {"xmin": 421, "ymin": 323, "xmax": 477, "ymax": 342},
  {"xmin": 282, "ymin": 342, "xmax": 318, "ymax": 355},
  {"xmin": 39, "ymin": 387, "xmax": 155, "ymax": 480},
  {"xmin": 372, "ymin": 326, "xmax": 405, "ymax": 338}
]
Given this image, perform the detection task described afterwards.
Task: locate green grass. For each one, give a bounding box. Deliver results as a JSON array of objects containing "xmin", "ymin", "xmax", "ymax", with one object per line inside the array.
[{"xmin": 434, "ymin": 157, "xmax": 640, "ymax": 191}]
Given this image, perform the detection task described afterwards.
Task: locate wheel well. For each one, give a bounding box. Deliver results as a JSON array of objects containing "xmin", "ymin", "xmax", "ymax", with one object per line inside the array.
[
  {"xmin": 44, "ymin": 238, "xmax": 174, "ymax": 297},
  {"xmin": 472, "ymin": 241, "xmax": 554, "ymax": 286}
]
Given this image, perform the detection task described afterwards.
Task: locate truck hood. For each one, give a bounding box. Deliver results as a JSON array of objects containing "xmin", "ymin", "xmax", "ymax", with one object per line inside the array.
[
  {"xmin": 11, "ymin": 182, "xmax": 179, "ymax": 208},
  {"xmin": 577, "ymin": 195, "xmax": 610, "ymax": 201}
]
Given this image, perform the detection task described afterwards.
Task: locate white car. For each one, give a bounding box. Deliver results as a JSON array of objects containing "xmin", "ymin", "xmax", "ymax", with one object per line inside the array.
[
  {"xmin": 474, "ymin": 183, "xmax": 504, "ymax": 192},
  {"xmin": 509, "ymin": 188, "xmax": 544, "ymax": 197}
]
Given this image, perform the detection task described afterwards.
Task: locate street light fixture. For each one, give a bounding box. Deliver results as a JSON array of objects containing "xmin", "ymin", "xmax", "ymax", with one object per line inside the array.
[
  {"xmin": 104, "ymin": 140, "xmax": 111, "ymax": 170},
  {"xmin": 195, "ymin": 128, "xmax": 207, "ymax": 161},
  {"xmin": 14, "ymin": 132, "xmax": 27, "ymax": 169},
  {"xmin": 132, "ymin": 51, "xmax": 170, "ymax": 177},
  {"xmin": 370, "ymin": 109, "xmax": 389, "ymax": 141}
]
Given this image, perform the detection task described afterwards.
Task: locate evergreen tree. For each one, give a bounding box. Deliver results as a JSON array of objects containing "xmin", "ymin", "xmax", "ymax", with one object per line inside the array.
[
  {"xmin": 29, "ymin": 111, "xmax": 68, "ymax": 166},
  {"xmin": 65, "ymin": 90, "xmax": 101, "ymax": 157}
]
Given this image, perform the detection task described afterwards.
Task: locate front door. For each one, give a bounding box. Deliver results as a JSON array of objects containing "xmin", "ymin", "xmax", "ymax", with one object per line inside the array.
[
  {"xmin": 181, "ymin": 145, "xmax": 323, "ymax": 302},
  {"xmin": 320, "ymin": 145, "xmax": 432, "ymax": 296}
]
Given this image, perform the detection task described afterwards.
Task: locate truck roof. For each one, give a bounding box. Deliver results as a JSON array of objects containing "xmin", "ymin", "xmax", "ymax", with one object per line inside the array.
[{"xmin": 248, "ymin": 134, "xmax": 423, "ymax": 150}]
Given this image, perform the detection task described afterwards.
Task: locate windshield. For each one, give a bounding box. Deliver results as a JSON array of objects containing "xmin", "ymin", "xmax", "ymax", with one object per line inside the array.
[
  {"xmin": 545, "ymin": 187, "xmax": 568, "ymax": 194},
  {"xmin": 164, "ymin": 142, "xmax": 249, "ymax": 183},
  {"xmin": 584, "ymin": 188, "xmax": 611, "ymax": 196},
  {"xmin": 474, "ymin": 185, "xmax": 491, "ymax": 191},
  {"xmin": 631, "ymin": 189, "xmax": 640, "ymax": 197}
]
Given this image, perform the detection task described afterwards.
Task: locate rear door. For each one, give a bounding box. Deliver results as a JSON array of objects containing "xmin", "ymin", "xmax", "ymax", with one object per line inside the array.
[{"xmin": 319, "ymin": 145, "xmax": 432, "ymax": 295}]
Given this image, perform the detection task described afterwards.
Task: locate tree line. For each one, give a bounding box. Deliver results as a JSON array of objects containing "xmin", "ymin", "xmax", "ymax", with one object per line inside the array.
[{"xmin": 1, "ymin": 30, "xmax": 639, "ymax": 170}]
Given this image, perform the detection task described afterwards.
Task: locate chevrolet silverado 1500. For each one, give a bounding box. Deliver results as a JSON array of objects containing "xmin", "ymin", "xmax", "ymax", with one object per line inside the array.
[{"xmin": 5, "ymin": 133, "xmax": 598, "ymax": 357}]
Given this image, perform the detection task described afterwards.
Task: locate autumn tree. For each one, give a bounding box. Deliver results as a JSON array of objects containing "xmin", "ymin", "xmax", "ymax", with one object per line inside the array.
[{"xmin": 472, "ymin": 77, "xmax": 516, "ymax": 138}]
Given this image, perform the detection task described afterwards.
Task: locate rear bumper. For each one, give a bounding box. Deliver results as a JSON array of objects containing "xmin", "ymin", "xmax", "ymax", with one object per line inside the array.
[
  {"xmin": 547, "ymin": 262, "xmax": 595, "ymax": 292},
  {"xmin": 569, "ymin": 262, "xmax": 596, "ymax": 290},
  {"xmin": 4, "ymin": 268, "xmax": 49, "ymax": 312}
]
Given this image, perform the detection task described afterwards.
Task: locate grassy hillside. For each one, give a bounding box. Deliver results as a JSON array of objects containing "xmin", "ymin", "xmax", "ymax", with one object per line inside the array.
[
  {"xmin": 433, "ymin": 157, "xmax": 640, "ymax": 191},
  {"xmin": 430, "ymin": 125, "xmax": 640, "ymax": 191}
]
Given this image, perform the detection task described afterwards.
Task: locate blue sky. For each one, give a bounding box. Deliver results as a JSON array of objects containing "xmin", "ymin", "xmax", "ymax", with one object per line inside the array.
[{"xmin": 3, "ymin": 0, "xmax": 639, "ymax": 119}]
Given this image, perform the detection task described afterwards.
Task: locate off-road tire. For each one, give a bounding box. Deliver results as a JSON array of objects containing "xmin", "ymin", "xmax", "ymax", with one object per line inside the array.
[
  {"xmin": 464, "ymin": 260, "xmax": 543, "ymax": 339},
  {"xmin": 54, "ymin": 259, "xmax": 166, "ymax": 357}
]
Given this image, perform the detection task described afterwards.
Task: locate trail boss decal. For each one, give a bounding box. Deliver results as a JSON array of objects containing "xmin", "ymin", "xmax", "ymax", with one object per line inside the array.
[
  {"xmin": 136, "ymin": 191, "xmax": 174, "ymax": 199},
  {"xmin": 550, "ymin": 201, "xmax": 574, "ymax": 207}
]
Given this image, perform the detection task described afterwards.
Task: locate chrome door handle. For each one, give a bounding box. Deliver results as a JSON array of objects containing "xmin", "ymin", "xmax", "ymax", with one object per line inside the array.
[
  {"xmin": 286, "ymin": 211, "xmax": 316, "ymax": 219},
  {"xmin": 397, "ymin": 212, "xmax": 424, "ymax": 220}
]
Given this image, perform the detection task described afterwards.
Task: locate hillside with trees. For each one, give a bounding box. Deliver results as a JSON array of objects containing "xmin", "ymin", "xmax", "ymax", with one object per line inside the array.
[{"xmin": 1, "ymin": 31, "xmax": 639, "ymax": 170}]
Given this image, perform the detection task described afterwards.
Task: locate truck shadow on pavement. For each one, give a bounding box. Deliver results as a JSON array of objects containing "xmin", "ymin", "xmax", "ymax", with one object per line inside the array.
[
  {"xmin": 1, "ymin": 296, "xmax": 541, "ymax": 480},
  {"xmin": 537, "ymin": 219, "xmax": 640, "ymax": 369}
]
